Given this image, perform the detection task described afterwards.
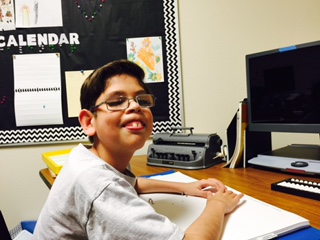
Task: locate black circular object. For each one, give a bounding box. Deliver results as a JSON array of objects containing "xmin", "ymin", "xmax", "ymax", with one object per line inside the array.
[{"xmin": 291, "ymin": 161, "xmax": 309, "ymax": 167}]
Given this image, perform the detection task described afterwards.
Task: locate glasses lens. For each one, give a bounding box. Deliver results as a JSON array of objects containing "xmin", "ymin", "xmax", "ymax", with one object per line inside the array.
[
  {"xmin": 137, "ymin": 94, "xmax": 155, "ymax": 108},
  {"xmin": 107, "ymin": 97, "xmax": 128, "ymax": 110},
  {"xmin": 103, "ymin": 94, "xmax": 155, "ymax": 111}
]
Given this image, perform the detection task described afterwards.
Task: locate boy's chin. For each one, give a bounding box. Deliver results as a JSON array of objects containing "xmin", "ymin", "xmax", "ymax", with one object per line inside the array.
[{"xmin": 129, "ymin": 138, "xmax": 149, "ymax": 150}]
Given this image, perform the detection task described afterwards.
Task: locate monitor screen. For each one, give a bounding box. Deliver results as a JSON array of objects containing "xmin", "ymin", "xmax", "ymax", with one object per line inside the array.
[{"xmin": 246, "ymin": 41, "xmax": 320, "ymax": 133}]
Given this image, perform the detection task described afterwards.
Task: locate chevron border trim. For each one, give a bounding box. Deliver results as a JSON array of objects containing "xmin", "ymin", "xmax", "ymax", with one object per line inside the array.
[
  {"xmin": 153, "ymin": 0, "xmax": 183, "ymax": 134},
  {"xmin": 0, "ymin": 127, "xmax": 87, "ymax": 145}
]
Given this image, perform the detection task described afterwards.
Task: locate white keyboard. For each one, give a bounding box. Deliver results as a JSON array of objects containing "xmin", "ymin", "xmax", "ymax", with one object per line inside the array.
[{"xmin": 271, "ymin": 178, "xmax": 320, "ymax": 201}]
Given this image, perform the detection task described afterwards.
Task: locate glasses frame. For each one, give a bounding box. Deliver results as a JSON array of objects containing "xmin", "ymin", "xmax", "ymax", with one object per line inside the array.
[{"xmin": 90, "ymin": 94, "xmax": 156, "ymax": 112}]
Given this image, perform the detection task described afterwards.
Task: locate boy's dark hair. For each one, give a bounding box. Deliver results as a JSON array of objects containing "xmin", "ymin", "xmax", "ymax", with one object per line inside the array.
[
  {"xmin": 80, "ymin": 59, "xmax": 152, "ymax": 143},
  {"xmin": 80, "ymin": 59, "xmax": 151, "ymax": 110}
]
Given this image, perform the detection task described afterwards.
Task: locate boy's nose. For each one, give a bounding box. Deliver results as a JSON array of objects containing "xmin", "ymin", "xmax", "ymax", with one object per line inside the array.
[{"xmin": 126, "ymin": 99, "xmax": 141, "ymax": 112}]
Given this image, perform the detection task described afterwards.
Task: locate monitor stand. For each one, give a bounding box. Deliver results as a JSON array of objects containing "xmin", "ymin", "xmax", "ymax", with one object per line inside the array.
[{"xmin": 248, "ymin": 144, "xmax": 320, "ymax": 176}]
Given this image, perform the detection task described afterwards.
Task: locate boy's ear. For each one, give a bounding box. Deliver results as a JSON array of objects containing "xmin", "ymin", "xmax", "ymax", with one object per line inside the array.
[{"xmin": 79, "ymin": 109, "xmax": 96, "ymax": 137}]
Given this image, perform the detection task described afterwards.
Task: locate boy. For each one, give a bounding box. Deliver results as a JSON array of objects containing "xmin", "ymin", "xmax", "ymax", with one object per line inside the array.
[{"xmin": 34, "ymin": 60, "xmax": 243, "ymax": 239}]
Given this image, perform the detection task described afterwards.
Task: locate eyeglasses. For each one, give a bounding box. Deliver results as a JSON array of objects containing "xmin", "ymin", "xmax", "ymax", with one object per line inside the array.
[{"xmin": 90, "ymin": 94, "xmax": 156, "ymax": 112}]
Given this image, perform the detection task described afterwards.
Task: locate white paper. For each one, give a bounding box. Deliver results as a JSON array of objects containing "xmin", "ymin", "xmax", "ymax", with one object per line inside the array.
[
  {"xmin": 50, "ymin": 154, "xmax": 69, "ymax": 166},
  {"xmin": 13, "ymin": 230, "xmax": 33, "ymax": 240},
  {"xmin": 13, "ymin": 53, "xmax": 63, "ymax": 127},
  {"xmin": 140, "ymin": 172, "xmax": 310, "ymax": 240},
  {"xmin": 65, "ymin": 70, "xmax": 93, "ymax": 118},
  {"xmin": 15, "ymin": 0, "xmax": 62, "ymax": 28}
]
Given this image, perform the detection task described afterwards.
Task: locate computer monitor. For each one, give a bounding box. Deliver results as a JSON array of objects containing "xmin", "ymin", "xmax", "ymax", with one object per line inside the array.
[{"xmin": 246, "ymin": 40, "xmax": 320, "ymax": 134}]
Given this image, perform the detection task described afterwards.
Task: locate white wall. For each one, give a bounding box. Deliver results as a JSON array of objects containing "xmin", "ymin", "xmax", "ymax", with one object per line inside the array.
[
  {"xmin": 178, "ymin": 0, "xmax": 320, "ymax": 147},
  {"xmin": 1, "ymin": 0, "xmax": 320, "ymax": 230}
]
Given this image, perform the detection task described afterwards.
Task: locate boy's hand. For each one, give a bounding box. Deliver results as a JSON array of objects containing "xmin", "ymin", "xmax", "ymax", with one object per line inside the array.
[
  {"xmin": 207, "ymin": 188, "xmax": 244, "ymax": 214},
  {"xmin": 182, "ymin": 179, "xmax": 227, "ymax": 198}
]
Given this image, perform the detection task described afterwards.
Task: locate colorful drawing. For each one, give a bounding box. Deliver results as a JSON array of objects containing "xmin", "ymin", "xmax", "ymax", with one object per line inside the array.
[
  {"xmin": 126, "ymin": 36, "xmax": 164, "ymax": 83},
  {"xmin": 21, "ymin": 5, "xmax": 30, "ymax": 26},
  {"xmin": 0, "ymin": 0, "xmax": 15, "ymax": 31},
  {"xmin": 15, "ymin": 0, "xmax": 62, "ymax": 28}
]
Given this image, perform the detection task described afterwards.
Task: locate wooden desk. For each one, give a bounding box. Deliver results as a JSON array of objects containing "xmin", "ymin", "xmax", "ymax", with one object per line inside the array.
[
  {"xmin": 39, "ymin": 168, "xmax": 55, "ymax": 189},
  {"xmin": 40, "ymin": 155, "xmax": 320, "ymax": 229}
]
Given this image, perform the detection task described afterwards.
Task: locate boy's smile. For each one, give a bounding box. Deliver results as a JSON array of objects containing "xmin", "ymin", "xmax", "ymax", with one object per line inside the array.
[{"xmin": 124, "ymin": 120, "xmax": 145, "ymax": 130}]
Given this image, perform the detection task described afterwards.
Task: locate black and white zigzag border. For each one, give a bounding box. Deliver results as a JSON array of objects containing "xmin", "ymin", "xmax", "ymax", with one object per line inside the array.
[
  {"xmin": 0, "ymin": 127, "xmax": 87, "ymax": 145},
  {"xmin": 153, "ymin": 0, "xmax": 183, "ymax": 134}
]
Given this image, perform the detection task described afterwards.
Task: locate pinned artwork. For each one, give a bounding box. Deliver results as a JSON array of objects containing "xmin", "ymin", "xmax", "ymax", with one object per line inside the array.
[
  {"xmin": 0, "ymin": 0, "xmax": 15, "ymax": 31},
  {"xmin": 15, "ymin": 0, "xmax": 62, "ymax": 28},
  {"xmin": 127, "ymin": 36, "xmax": 164, "ymax": 83}
]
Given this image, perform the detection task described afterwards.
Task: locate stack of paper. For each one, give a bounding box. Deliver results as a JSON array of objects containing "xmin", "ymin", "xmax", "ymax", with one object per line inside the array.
[
  {"xmin": 140, "ymin": 171, "xmax": 310, "ymax": 240},
  {"xmin": 224, "ymin": 99, "xmax": 248, "ymax": 168}
]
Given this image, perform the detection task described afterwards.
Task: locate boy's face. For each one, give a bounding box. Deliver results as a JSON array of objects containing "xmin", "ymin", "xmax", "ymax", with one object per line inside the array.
[{"xmin": 89, "ymin": 74, "xmax": 153, "ymax": 153}]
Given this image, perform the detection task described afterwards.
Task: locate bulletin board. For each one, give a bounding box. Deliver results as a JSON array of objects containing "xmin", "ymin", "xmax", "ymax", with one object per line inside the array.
[{"xmin": 0, "ymin": 0, "xmax": 183, "ymax": 146}]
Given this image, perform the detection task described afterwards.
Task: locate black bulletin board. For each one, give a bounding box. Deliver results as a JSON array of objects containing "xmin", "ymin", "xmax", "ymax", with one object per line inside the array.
[{"xmin": 0, "ymin": 0, "xmax": 183, "ymax": 146}]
